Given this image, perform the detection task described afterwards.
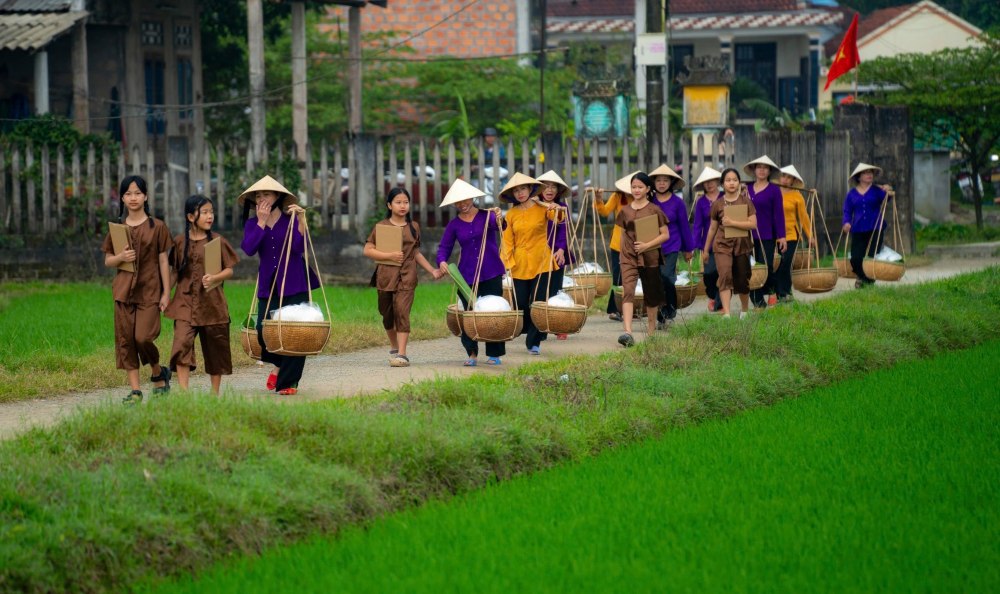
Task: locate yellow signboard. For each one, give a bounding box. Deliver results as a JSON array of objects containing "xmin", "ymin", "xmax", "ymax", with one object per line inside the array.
[{"xmin": 683, "ymin": 85, "xmax": 729, "ymax": 127}]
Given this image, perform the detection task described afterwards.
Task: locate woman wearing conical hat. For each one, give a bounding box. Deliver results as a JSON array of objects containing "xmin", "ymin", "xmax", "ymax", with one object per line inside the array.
[
  {"xmin": 691, "ymin": 166, "xmax": 724, "ymax": 313},
  {"xmin": 239, "ymin": 175, "xmax": 317, "ymax": 396},
  {"xmin": 436, "ymin": 179, "xmax": 507, "ymax": 366},
  {"xmin": 499, "ymin": 172, "xmax": 562, "ymax": 355},
  {"xmin": 536, "ymin": 170, "xmax": 573, "ymax": 339},
  {"xmin": 743, "ymin": 155, "xmax": 787, "ymax": 308},
  {"xmin": 649, "ymin": 164, "xmax": 695, "ymax": 328},
  {"xmin": 774, "ymin": 164, "xmax": 816, "ymax": 303},
  {"xmin": 593, "ymin": 171, "xmax": 637, "ymax": 321},
  {"xmin": 842, "ymin": 163, "xmax": 893, "ymax": 288}
]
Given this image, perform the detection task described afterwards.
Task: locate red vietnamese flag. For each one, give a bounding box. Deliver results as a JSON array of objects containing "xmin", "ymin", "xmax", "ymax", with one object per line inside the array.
[{"xmin": 825, "ymin": 13, "xmax": 860, "ymax": 91}]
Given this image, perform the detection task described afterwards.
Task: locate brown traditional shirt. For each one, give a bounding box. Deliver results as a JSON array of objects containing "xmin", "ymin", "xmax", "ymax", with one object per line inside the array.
[
  {"xmin": 367, "ymin": 219, "xmax": 421, "ymax": 292},
  {"xmin": 616, "ymin": 202, "xmax": 668, "ymax": 269},
  {"xmin": 164, "ymin": 234, "xmax": 239, "ymax": 326},
  {"xmin": 710, "ymin": 194, "xmax": 756, "ymax": 256},
  {"xmin": 101, "ymin": 218, "xmax": 172, "ymax": 304}
]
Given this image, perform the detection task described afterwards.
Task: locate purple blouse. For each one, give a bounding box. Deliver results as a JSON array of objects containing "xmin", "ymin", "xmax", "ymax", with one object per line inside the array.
[
  {"xmin": 654, "ymin": 194, "xmax": 695, "ymax": 254},
  {"xmin": 748, "ymin": 182, "xmax": 786, "ymax": 241},
  {"xmin": 693, "ymin": 193, "xmax": 719, "ymax": 252},
  {"xmin": 242, "ymin": 213, "xmax": 319, "ymax": 299},
  {"xmin": 546, "ymin": 200, "xmax": 571, "ymax": 268},
  {"xmin": 436, "ymin": 209, "xmax": 506, "ymax": 284},
  {"xmin": 843, "ymin": 185, "xmax": 889, "ymax": 233}
]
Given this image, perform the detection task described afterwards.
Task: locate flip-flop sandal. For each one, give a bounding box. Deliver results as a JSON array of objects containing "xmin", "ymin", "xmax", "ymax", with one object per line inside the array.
[
  {"xmin": 463, "ymin": 358, "xmax": 477, "ymax": 367},
  {"xmin": 486, "ymin": 357, "xmax": 502, "ymax": 366}
]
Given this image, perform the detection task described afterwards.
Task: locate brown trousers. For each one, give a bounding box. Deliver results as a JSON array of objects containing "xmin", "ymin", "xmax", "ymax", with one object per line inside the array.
[
  {"xmin": 114, "ymin": 301, "xmax": 161, "ymax": 371},
  {"xmin": 378, "ymin": 289, "xmax": 414, "ymax": 333},
  {"xmin": 169, "ymin": 320, "xmax": 232, "ymax": 375},
  {"xmin": 715, "ymin": 252, "xmax": 751, "ymax": 294}
]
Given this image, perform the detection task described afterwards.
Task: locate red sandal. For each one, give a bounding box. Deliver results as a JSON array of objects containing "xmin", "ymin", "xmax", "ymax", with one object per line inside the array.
[
  {"xmin": 266, "ymin": 371, "xmax": 278, "ymax": 391},
  {"xmin": 277, "ymin": 387, "xmax": 297, "ymax": 396}
]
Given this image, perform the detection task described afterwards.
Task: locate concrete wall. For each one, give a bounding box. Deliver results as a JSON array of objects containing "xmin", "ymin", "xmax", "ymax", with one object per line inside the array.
[
  {"xmin": 914, "ymin": 150, "xmax": 951, "ymax": 222},
  {"xmin": 834, "ymin": 103, "xmax": 915, "ymax": 252},
  {"xmin": 860, "ymin": 8, "xmax": 981, "ymax": 60}
]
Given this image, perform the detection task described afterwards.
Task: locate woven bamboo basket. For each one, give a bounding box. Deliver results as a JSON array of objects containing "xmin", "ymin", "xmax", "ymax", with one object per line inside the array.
[
  {"xmin": 675, "ymin": 279, "xmax": 701, "ymax": 309},
  {"xmin": 792, "ymin": 267, "xmax": 838, "ymax": 293},
  {"xmin": 612, "ymin": 287, "xmax": 646, "ymax": 317},
  {"xmin": 460, "ymin": 310, "xmax": 523, "ymax": 342},
  {"xmin": 695, "ymin": 278, "xmax": 707, "ymax": 296},
  {"xmin": 568, "ymin": 272, "xmax": 612, "ymax": 296},
  {"xmin": 261, "ymin": 320, "xmax": 331, "ymax": 356},
  {"xmin": 862, "ymin": 258, "xmax": 905, "ymax": 282},
  {"xmin": 792, "ymin": 247, "xmax": 812, "ymax": 270},
  {"xmin": 445, "ymin": 303, "xmax": 463, "ymax": 337},
  {"xmin": 530, "ymin": 302, "xmax": 588, "ymax": 335},
  {"xmin": 749, "ymin": 264, "xmax": 769, "ymax": 290},
  {"xmin": 562, "ymin": 284, "xmax": 596, "ymax": 308},
  {"xmin": 835, "ymin": 258, "xmax": 856, "ymax": 279},
  {"xmin": 240, "ymin": 327, "xmax": 261, "ymax": 360}
]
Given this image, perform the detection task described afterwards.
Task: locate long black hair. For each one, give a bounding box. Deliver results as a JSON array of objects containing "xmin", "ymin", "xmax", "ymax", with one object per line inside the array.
[
  {"xmin": 385, "ymin": 187, "xmax": 418, "ymax": 242},
  {"xmin": 178, "ymin": 194, "xmax": 215, "ymax": 275},
  {"xmin": 117, "ymin": 175, "xmax": 154, "ymax": 228},
  {"xmin": 720, "ymin": 167, "xmax": 743, "ymax": 192}
]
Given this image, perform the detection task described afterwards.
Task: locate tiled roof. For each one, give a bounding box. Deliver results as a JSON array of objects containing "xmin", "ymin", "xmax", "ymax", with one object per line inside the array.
[
  {"xmin": 547, "ymin": 0, "xmax": 633, "ymax": 18},
  {"xmin": 857, "ymin": 3, "xmax": 913, "ymax": 40},
  {"xmin": 547, "ymin": 10, "xmax": 843, "ymax": 35},
  {"xmin": 0, "ymin": 10, "xmax": 86, "ymax": 51},
  {"xmin": 669, "ymin": 0, "xmax": 801, "ymax": 14},
  {"xmin": 0, "ymin": 0, "xmax": 72, "ymax": 12}
]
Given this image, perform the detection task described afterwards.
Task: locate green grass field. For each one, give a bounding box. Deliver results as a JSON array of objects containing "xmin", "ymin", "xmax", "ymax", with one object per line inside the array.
[
  {"xmin": 148, "ymin": 339, "xmax": 1000, "ymax": 594},
  {"xmin": 0, "ymin": 281, "xmax": 456, "ymax": 402},
  {"xmin": 0, "ymin": 269, "xmax": 997, "ymax": 593}
]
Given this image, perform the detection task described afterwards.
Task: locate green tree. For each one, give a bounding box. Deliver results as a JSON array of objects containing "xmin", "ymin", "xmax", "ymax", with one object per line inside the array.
[
  {"xmin": 838, "ymin": 0, "xmax": 1000, "ymax": 30},
  {"xmin": 858, "ymin": 32, "xmax": 1000, "ymax": 229}
]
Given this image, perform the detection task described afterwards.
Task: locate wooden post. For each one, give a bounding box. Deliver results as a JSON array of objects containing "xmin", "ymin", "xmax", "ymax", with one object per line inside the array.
[
  {"xmin": 348, "ymin": 6, "xmax": 362, "ymax": 135},
  {"xmin": 320, "ymin": 140, "xmax": 329, "ymax": 229},
  {"xmin": 247, "ymin": 0, "xmax": 266, "ymax": 164},
  {"xmin": 26, "ymin": 142, "xmax": 36, "ymax": 233}
]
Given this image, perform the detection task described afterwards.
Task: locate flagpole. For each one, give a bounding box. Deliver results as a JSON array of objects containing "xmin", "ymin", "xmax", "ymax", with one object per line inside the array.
[{"xmin": 853, "ymin": 67, "xmax": 858, "ymax": 99}]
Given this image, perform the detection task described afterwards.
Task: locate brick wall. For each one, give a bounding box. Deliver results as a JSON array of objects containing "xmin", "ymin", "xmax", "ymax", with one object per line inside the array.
[{"xmin": 322, "ymin": 1, "xmax": 519, "ymax": 58}]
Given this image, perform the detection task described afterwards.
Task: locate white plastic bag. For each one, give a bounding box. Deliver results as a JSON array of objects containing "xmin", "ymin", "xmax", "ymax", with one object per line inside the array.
[
  {"xmin": 271, "ymin": 302, "xmax": 325, "ymax": 322},
  {"xmin": 874, "ymin": 245, "xmax": 903, "ymax": 262},
  {"xmin": 547, "ymin": 291, "xmax": 576, "ymax": 307},
  {"xmin": 635, "ymin": 279, "xmax": 644, "ymax": 296},
  {"xmin": 562, "ymin": 276, "xmax": 577, "ymax": 288},
  {"xmin": 501, "ymin": 274, "xmax": 513, "ymax": 288},
  {"xmin": 474, "ymin": 295, "xmax": 512, "ymax": 312},
  {"xmin": 570, "ymin": 262, "xmax": 605, "ymax": 274},
  {"xmin": 676, "ymin": 270, "xmax": 692, "ymax": 286}
]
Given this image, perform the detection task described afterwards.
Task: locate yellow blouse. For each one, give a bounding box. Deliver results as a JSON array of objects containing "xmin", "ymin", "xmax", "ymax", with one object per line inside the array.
[
  {"xmin": 595, "ymin": 192, "xmax": 627, "ymax": 252},
  {"xmin": 781, "ymin": 187, "xmax": 811, "ymax": 242},
  {"xmin": 501, "ymin": 202, "xmax": 559, "ymax": 280}
]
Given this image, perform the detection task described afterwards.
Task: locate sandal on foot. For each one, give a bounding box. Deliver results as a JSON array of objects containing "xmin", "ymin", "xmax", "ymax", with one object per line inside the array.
[
  {"xmin": 266, "ymin": 371, "xmax": 278, "ymax": 391},
  {"xmin": 617, "ymin": 333, "xmax": 635, "ymax": 348},
  {"xmin": 463, "ymin": 358, "xmax": 477, "ymax": 367},
  {"xmin": 277, "ymin": 387, "xmax": 298, "ymax": 396},
  {"xmin": 390, "ymin": 355, "xmax": 410, "ymax": 367},
  {"xmin": 608, "ymin": 313, "xmax": 622, "ymax": 321},
  {"xmin": 486, "ymin": 357, "xmax": 502, "ymax": 366},
  {"xmin": 122, "ymin": 389, "xmax": 143, "ymax": 405},
  {"xmin": 556, "ymin": 333, "xmax": 568, "ymax": 340},
  {"xmin": 528, "ymin": 346, "xmax": 540, "ymax": 356},
  {"xmin": 151, "ymin": 367, "xmax": 171, "ymax": 394},
  {"xmin": 389, "ymin": 349, "xmax": 399, "ymax": 355}
]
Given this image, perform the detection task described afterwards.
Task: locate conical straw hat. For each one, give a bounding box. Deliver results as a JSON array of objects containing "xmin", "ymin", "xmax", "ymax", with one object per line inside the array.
[
  {"xmin": 237, "ymin": 175, "xmax": 298, "ymax": 207},
  {"xmin": 648, "ymin": 164, "xmax": 686, "ymax": 191},
  {"xmin": 692, "ymin": 166, "xmax": 722, "ymax": 192},
  {"xmin": 536, "ymin": 170, "xmax": 570, "ymax": 200},
  {"xmin": 779, "ymin": 164, "xmax": 805, "ymax": 189},
  {"xmin": 849, "ymin": 162, "xmax": 882, "ymax": 185},
  {"xmin": 614, "ymin": 170, "xmax": 642, "ymax": 195},
  {"xmin": 439, "ymin": 178, "xmax": 485, "ymax": 208},
  {"xmin": 499, "ymin": 172, "xmax": 541, "ymax": 203},
  {"xmin": 742, "ymin": 155, "xmax": 779, "ymax": 178}
]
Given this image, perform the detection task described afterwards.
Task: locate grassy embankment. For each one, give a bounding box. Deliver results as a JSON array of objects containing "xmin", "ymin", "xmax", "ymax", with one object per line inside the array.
[
  {"xmin": 0, "ymin": 281, "xmax": 457, "ymax": 402},
  {"xmin": 0, "ymin": 268, "xmax": 997, "ymax": 592},
  {"xmin": 149, "ymin": 339, "xmax": 1000, "ymax": 594}
]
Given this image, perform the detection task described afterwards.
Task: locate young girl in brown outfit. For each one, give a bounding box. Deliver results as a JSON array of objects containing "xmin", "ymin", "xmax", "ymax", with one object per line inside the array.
[
  {"xmin": 101, "ymin": 175, "xmax": 173, "ymax": 403},
  {"xmin": 164, "ymin": 195, "xmax": 239, "ymax": 394},
  {"xmin": 701, "ymin": 168, "xmax": 758, "ymax": 319}
]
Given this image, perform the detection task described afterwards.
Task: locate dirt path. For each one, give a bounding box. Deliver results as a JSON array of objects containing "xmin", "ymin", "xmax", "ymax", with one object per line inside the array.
[{"xmin": 1, "ymin": 257, "xmax": 995, "ymax": 440}]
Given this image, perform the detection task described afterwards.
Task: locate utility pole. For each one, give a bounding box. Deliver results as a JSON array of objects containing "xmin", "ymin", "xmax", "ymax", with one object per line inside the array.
[
  {"xmin": 291, "ymin": 1, "xmax": 308, "ymax": 161},
  {"xmin": 538, "ymin": 0, "xmax": 547, "ymax": 138},
  {"xmin": 645, "ymin": 0, "xmax": 663, "ymax": 158},
  {"xmin": 348, "ymin": 5, "xmax": 362, "ymax": 135},
  {"xmin": 247, "ymin": 0, "xmax": 266, "ymax": 164}
]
